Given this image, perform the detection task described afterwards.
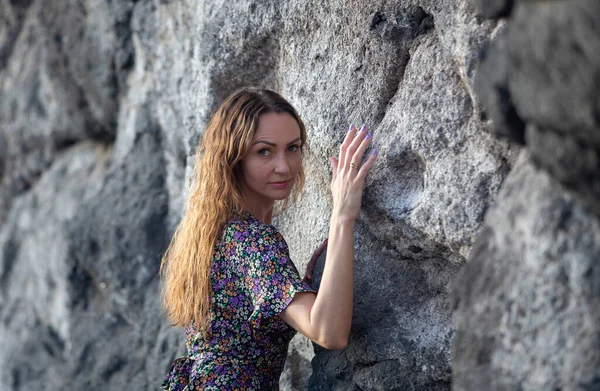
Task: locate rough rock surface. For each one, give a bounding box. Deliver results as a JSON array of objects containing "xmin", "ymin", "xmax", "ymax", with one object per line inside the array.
[
  {"xmin": 1, "ymin": 0, "xmax": 515, "ymax": 390},
  {"xmin": 453, "ymin": 0, "xmax": 600, "ymax": 390}
]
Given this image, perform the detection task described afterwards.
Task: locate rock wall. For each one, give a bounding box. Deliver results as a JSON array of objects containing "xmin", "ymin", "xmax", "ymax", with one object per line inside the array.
[
  {"xmin": 1, "ymin": 0, "xmax": 517, "ymax": 390},
  {"xmin": 452, "ymin": 0, "xmax": 600, "ymax": 390}
]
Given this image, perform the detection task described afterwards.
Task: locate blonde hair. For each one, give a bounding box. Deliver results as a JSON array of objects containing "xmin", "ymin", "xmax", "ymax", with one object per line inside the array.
[{"xmin": 160, "ymin": 87, "xmax": 307, "ymax": 335}]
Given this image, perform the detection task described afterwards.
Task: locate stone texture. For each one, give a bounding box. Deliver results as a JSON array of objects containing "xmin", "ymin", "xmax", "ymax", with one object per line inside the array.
[
  {"xmin": 453, "ymin": 0, "xmax": 600, "ymax": 390},
  {"xmin": 474, "ymin": 0, "xmax": 600, "ymax": 217},
  {"xmin": 0, "ymin": 1, "xmax": 185, "ymax": 390},
  {"xmin": 1, "ymin": 0, "xmax": 515, "ymax": 390},
  {"xmin": 474, "ymin": 0, "xmax": 513, "ymax": 19},
  {"xmin": 309, "ymin": 222, "xmax": 462, "ymax": 390},
  {"xmin": 453, "ymin": 152, "xmax": 600, "ymax": 390}
]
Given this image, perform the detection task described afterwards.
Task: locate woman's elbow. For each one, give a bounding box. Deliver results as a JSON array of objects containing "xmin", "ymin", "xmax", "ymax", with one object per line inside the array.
[
  {"xmin": 328, "ymin": 339, "xmax": 349, "ymax": 350},
  {"xmin": 317, "ymin": 337, "xmax": 349, "ymax": 350}
]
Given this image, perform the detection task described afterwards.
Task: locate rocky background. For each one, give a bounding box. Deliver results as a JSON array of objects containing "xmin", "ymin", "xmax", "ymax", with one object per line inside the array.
[
  {"xmin": 452, "ymin": 0, "xmax": 600, "ymax": 390},
  {"xmin": 0, "ymin": 1, "xmax": 596, "ymax": 391}
]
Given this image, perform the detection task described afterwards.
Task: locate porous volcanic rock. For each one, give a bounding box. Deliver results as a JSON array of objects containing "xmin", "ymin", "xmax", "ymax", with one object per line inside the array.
[{"xmin": 453, "ymin": 0, "xmax": 600, "ymax": 390}]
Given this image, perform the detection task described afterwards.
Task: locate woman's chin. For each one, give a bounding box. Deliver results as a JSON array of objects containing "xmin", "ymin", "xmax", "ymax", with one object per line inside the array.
[
  {"xmin": 272, "ymin": 194, "xmax": 291, "ymax": 201},
  {"xmin": 270, "ymin": 190, "xmax": 293, "ymax": 201}
]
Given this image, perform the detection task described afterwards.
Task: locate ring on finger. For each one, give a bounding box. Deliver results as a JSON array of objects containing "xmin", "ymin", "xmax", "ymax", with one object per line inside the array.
[{"xmin": 350, "ymin": 162, "xmax": 360, "ymax": 170}]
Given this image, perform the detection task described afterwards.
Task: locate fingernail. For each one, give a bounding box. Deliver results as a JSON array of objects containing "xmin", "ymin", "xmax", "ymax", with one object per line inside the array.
[
  {"xmin": 348, "ymin": 123, "xmax": 355, "ymax": 132},
  {"xmin": 360, "ymin": 124, "xmax": 367, "ymax": 132},
  {"xmin": 372, "ymin": 148, "xmax": 377, "ymax": 155},
  {"xmin": 366, "ymin": 132, "xmax": 372, "ymax": 140}
]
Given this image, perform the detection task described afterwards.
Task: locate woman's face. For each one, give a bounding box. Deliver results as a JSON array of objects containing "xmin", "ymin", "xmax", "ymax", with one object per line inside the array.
[{"xmin": 239, "ymin": 112, "xmax": 303, "ymax": 205}]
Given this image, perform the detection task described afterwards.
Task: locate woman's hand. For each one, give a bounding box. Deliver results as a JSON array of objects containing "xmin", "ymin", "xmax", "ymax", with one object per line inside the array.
[
  {"xmin": 329, "ymin": 124, "xmax": 377, "ymax": 222},
  {"xmin": 303, "ymin": 238, "xmax": 328, "ymax": 285}
]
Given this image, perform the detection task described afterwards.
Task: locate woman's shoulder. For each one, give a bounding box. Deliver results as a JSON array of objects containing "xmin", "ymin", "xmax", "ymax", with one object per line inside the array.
[{"xmin": 221, "ymin": 210, "xmax": 279, "ymax": 243}]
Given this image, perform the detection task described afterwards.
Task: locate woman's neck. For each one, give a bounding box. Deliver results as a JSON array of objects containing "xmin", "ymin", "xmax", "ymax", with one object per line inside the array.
[
  {"xmin": 239, "ymin": 182, "xmax": 276, "ymax": 224},
  {"xmin": 243, "ymin": 203, "xmax": 275, "ymax": 225}
]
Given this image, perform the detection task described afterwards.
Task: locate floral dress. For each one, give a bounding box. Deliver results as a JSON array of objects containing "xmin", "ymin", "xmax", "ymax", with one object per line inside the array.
[{"xmin": 162, "ymin": 210, "xmax": 316, "ymax": 390}]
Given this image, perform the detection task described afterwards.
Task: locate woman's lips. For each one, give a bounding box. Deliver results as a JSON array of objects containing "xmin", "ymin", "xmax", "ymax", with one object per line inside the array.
[{"xmin": 270, "ymin": 180, "xmax": 290, "ymax": 189}]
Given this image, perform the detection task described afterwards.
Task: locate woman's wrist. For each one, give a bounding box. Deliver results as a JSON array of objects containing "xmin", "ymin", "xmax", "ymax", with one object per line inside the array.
[{"xmin": 330, "ymin": 210, "xmax": 357, "ymax": 227}]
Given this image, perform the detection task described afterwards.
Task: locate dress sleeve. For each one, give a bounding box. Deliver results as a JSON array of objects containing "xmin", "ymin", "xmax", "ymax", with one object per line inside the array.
[{"xmin": 242, "ymin": 224, "xmax": 316, "ymax": 327}]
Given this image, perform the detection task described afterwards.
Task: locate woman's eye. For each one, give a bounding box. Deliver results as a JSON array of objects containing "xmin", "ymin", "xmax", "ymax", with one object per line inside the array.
[
  {"xmin": 258, "ymin": 148, "xmax": 270, "ymax": 156},
  {"xmin": 288, "ymin": 145, "xmax": 300, "ymax": 152}
]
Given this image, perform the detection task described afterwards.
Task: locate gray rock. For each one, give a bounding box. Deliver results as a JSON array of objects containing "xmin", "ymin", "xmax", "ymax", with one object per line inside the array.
[
  {"xmin": 452, "ymin": 152, "xmax": 600, "ymax": 390},
  {"xmin": 309, "ymin": 221, "xmax": 461, "ymax": 390},
  {"xmin": 474, "ymin": 0, "xmax": 600, "ymax": 217},
  {"xmin": 0, "ymin": 0, "xmax": 130, "ymax": 223},
  {"xmin": 507, "ymin": 2, "xmax": 600, "ymax": 144},
  {"xmin": 474, "ymin": 27, "xmax": 526, "ymax": 144},
  {"xmin": 454, "ymin": 0, "xmax": 600, "ymax": 389},
  {"xmin": 474, "ymin": 0, "xmax": 514, "ymax": 19}
]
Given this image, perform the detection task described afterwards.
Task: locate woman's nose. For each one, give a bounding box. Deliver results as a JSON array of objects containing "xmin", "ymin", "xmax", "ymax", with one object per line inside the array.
[{"xmin": 274, "ymin": 153, "xmax": 291, "ymax": 173}]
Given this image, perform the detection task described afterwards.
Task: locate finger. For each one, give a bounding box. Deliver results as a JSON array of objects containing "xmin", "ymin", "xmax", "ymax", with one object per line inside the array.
[
  {"xmin": 330, "ymin": 157, "xmax": 338, "ymax": 182},
  {"xmin": 310, "ymin": 250, "xmax": 320, "ymax": 263},
  {"xmin": 319, "ymin": 238, "xmax": 328, "ymax": 252},
  {"xmin": 338, "ymin": 124, "xmax": 356, "ymax": 166},
  {"xmin": 321, "ymin": 237, "xmax": 329, "ymax": 247},
  {"xmin": 343, "ymin": 124, "xmax": 368, "ymax": 168},
  {"xmin": 350, "ymin": 130, "xmax": 373, "ymax": 169},
  {"xmin": 356, "ymin": 148, "xmax": 378, "ymax": 181}
]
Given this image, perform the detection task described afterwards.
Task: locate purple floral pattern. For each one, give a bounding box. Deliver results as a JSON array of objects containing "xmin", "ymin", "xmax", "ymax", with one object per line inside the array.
[{"xmin": 162, "ymin": 211, "xmax": 316, "ymax": 390}]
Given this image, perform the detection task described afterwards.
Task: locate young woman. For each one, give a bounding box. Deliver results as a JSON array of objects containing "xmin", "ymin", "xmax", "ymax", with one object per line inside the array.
[{"xmin": 160, "ymin": 87, "xmax": 377, "ymax": 390}]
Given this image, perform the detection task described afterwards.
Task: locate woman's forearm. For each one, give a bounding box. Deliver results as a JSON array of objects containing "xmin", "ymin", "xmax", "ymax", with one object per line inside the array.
[{"xmin": 308, "ymin": 212, "xmax": 355, "ymax": 348}]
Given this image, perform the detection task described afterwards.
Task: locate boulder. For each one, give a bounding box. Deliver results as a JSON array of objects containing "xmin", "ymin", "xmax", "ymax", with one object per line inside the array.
[{"xmin": 453, "ymin": 0, "xmax": 600, "ymax": 389}]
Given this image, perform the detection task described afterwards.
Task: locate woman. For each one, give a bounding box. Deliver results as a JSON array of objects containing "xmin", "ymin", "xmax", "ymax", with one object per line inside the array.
[{"xmin": 160, "ymin": 87, "xmax": 377, "ymax": 390}]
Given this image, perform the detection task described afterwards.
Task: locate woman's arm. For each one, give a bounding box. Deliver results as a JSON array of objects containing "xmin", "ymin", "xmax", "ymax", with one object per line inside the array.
[
  {"xmin": 280, "ymin": 124, "xmax": 377, "ymax": 349},
  {"xmin": 280, "ymin": 215, "xmax": 355, "ymax": 349}
]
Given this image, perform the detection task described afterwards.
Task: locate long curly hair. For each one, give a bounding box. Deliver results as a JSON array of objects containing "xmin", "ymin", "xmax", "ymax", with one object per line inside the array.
[{"xmin": 160, "ymin": 87, "xmax": 307, "ymax": 335}]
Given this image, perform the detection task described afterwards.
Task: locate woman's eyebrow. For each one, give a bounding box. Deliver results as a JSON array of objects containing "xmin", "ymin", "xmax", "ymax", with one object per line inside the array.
[{"xmin": 253, "ymin": 137, "xmax": 301, "ymax": 147}]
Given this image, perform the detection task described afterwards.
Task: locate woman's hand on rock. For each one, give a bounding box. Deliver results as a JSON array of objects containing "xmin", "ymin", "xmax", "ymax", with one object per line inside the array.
[{"xmin": 329, "ymin": 124, "xmax": 377, "ymax": 222}]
